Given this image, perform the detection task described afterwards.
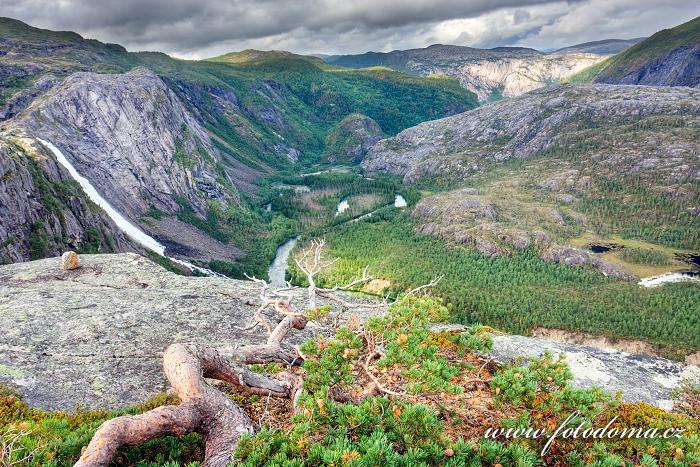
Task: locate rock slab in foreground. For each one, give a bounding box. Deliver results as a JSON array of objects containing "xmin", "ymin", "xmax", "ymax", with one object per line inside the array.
[
  {"xmin": 490, "ymin": 335, "xmax": 700, "ymax": 410},
  {"xmin": 1, "ymin": 253, "xmax": 698, "ymax": 411},
  {"xmin": 0, "ymin": 253, "xmax": 379, "ymax": 411}
]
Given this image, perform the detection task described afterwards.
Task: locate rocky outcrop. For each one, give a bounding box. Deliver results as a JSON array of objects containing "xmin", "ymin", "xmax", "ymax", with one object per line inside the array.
[
  {"xmin": 0, "ymin": 134, "xmax": 134, "ymax": 263},
  {"xmin": 325, "ymin": 44, "xmax": 612, "ymax": 101},
  {"xmin": 540, "ymin": 246, "xmax": 638, "ymax": 280},
  {"xmin": 0, "ymin": 253, "xmax": 380, "ymax": 410},
  {"xmin": 1, "ymin": 253, "xmax": 696, "ymax": 410},
  {"xmin": 411, "ymin": 188, "xmax": 637, "ymax": 279},
  {"xmin": 7, "ymin": 68, "xmax": 237, "ymax": 219},
  {"xmin": 434, "ymin": 52, "xmax": 606, "ymax": 101},
  {"xmin": 324, "ymin": 113, "xmax": 384, "ymax": 163},
  {"xmin": 362, "ymin": 84, "xmax": 700, "ymax": 183},
  {"xmin": 490, "ymin": 334, "xmax": 700, "ymax": 410},
  {"xmin": 596, "ymin": 44, "xmax": 700, "ymax": 87}
]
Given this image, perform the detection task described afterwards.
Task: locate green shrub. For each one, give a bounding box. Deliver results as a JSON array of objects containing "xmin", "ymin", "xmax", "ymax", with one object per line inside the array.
[{"xmin": 619, "ymin": 247, "xmax": 671, "ymax": 266}]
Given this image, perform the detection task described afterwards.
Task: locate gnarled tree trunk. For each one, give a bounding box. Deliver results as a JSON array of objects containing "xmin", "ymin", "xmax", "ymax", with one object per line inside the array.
[
  {"xmin": 74, "ymin": 240, "xmax": 393, "ymax": 466},
  {"xmin": 75, "ymin": 318, "xmax": 303, "ymax": 467}
]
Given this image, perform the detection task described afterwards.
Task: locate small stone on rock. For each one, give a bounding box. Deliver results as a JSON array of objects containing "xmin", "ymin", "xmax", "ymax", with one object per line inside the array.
[{"xmin": 61, "ymin": 251, "xmax": 80, "ymax": 270}]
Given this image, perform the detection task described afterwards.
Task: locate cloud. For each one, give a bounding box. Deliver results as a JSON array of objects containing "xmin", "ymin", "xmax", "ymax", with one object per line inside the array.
[{"xmin": 2, "ymin": 0, "xmax": 699, "ymax": 57}]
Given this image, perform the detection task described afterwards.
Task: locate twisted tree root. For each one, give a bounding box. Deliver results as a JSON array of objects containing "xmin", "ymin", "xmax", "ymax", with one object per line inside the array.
[{"xmin": 74, "ymin": 340, "xmax": 299, "ymax": 467}]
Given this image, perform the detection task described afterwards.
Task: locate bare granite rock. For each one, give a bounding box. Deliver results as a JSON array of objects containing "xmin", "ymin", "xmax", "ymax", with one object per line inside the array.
[
  {"xmin": 325, "ymin": 44, "xmax": 613, "ymax": 101},
  {"xmin": 490, "ymin": 335, "xmax": 700, "ymax": 410},
  {"xmin": 8, "ymin": 68, "xmax": 237, "ymax": 219},
  {"xmin": 0, "ymin": 134, "xmax": 134, "ymax": 263},
  {"xmin": 0, "ymin": 253, "xmax": 695, "ymax": 411},
  {"xmin": 0, "ymin": 253, "xmax": 382, "ymax": 410},
  {"xmin": 362, "ymin": 85, "xmax": 700, "ymax": 184}
]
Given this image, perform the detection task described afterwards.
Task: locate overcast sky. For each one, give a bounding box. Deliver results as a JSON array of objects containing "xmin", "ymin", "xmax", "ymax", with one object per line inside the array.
[{"xmin": 3, "ymin": 0, "xmax": 699, "ymax": 58}]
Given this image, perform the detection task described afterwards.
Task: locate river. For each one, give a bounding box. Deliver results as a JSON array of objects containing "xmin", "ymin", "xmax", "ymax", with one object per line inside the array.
[
  {"xmin": 268, "ymin": 237, "xmax": 298, "ymax": 287},
  {"xmin": 639, "ymin": 271, "xmax": 700, "ymax": 287},
  {"xmin": 38, "ymin": 139, "xmax": 224, "ymax": 277}
]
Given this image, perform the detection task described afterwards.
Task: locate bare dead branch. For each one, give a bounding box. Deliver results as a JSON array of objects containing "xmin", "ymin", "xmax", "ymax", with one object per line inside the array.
[{"xmin": 403, "ymin": 275, "xmax": 444, "ymax": 299}]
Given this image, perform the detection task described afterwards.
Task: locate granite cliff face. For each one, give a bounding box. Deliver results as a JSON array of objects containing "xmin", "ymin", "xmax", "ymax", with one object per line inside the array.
[
  {"xmin": 0, "ymin": 135, "xmax": 134, "ymax": 263},
  {"xmin": 0, "ymin": 67, "xmax": 243, "ymax": 263},
  {"xmin": 422, "ymin": 51, "xmax": 606, "ymax": 101},
  {"xmin": 325, "ymin": 44, "xmax": 613, "ymax": 101},
  {"xmin": 8, "ymin": 67, "xmax": 236, "ymax": 218},
  {"xmin": 1, "ymin": 253, "xmax": 697, "ymax": 410},
  {"xmin": 362, "ymin": 84, "xmax": 700, "ymax": 183}
]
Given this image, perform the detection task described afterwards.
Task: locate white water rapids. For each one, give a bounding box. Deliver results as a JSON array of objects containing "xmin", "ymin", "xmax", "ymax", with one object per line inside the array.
[
  {"xmin": 37, "ymin": 139, "xmax": 224, "ymax": 277},
  {"xmin": 639, "ymin": 272, "xmax": 700, "ymax": 287}
]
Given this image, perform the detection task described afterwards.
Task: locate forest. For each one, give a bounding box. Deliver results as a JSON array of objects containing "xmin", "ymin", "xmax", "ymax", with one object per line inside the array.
[{"xmin": 289, "ymin": 212, "xmax": 700, "ymax": 360}]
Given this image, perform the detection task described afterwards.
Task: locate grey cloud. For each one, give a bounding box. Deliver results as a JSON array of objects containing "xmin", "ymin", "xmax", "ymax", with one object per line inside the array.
[{"xmin": 2, "ymin": 0, "xmax": 699, "ymax": 57}]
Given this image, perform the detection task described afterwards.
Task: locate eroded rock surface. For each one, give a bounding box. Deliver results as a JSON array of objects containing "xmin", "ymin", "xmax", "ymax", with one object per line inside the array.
[
  {"xmin": 0, "ymin": 134, "xmax": 134, "ymax": 263},
  {"xmin": 362, "ymin": 85, "xmax": 700, "ymax": 184},
  {"xmin": 325, "ymin": 45, "xmax": 611, "ymax": 101},
  {"xmin": 0, "ymin": 253, "xmax": 383, "ymax": 410},
  {"xmin": 2, "ymin": 254, "xmax": 698, "ymax": 411},
  {"xmin": 490, "ymin": 335, "xmax": 700, "ymax": 409},
  {"xmin": 8, "ymin": 68, "xmax": 236, "ymax": 219}
]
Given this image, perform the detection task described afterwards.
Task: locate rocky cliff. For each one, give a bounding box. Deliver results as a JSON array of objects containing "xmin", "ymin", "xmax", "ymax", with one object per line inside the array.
[
  {"xmin": 0, "ymin": 68, "xmax": 244, "ymax": 263},
  {"xmin": 0, "ymin": 134, "xmax": 134, "ymax": 263},
  {"xmin": 9, "ymin": 67, "xmax": 236, "ymax": 218},
  {"xmin": 325, "ymin": 44, "xmax": 614, "ymax": 101},
  {"xmin": 1, "ymin": 253, "xmax": 697, "ymax": 410},
  {"xmin": 362, "ymin": 84, "xmax": 700, "ymax": 275},
  {"xmin": 581, "ymin": 16, "xmax": 700, "ymax": 87}
]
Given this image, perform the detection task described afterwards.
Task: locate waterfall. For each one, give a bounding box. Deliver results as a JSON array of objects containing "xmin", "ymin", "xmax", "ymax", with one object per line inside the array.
[{"xmin": 37, "ymin": 138, "xmax": 224, "ymax": 277}]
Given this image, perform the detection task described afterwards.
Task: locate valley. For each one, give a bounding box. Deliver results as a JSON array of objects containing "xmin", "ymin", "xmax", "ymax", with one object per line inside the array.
[
  {"xmin": 0, "ymin": 7, "xmax": 699, "ymax": 466},
  {"xmin": 1, "ymin": 15, "xmax": 698, "ymax": 363}
]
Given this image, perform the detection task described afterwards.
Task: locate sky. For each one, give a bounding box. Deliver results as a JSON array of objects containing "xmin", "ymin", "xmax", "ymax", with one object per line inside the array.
[{"xmin": 3, "ymin": 0, "xmax": 699, "ymax": 59}]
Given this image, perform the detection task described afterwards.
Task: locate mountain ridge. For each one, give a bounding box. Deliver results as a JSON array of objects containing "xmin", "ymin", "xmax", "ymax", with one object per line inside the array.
[{"xmin": 573, "ymin": 15, "xmax": 700, "ymax": 86}]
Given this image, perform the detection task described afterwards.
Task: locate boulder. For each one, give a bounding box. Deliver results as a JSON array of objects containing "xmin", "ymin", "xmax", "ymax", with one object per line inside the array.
[{"xmin": 60, "ymin": 251, "xmax": 80, "ymax": 270}]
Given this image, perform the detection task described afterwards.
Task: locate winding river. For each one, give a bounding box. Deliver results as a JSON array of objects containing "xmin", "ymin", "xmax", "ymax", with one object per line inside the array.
[
  {"xmin": 38, "ymin": 139, "xmax": 224, "ymax": 277},
  {"xmin": 266, "ymin": 193, "xmax": 408, "ymax": 285},
  {"xmin": 268, "ymin": 237, "xmax": 298, "ymax": 287}
]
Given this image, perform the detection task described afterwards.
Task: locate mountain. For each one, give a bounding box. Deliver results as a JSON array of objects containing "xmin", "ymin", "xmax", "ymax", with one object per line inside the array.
[
  {"xmin": 361, "ymin": 84, "xmax": 700, "ymax": 271},
  {"xmin": 323, "ymin": 43, "xmax": 629, "ymax": 101},
  {"xmin": 323, "ymin": 113, "xmax": 384, "ymax": 163},
  {"xmin": 553, "ymin": 38, "xmax": 645, "ymax": 55},
  {"xmin": 574, "ymin": 16, "xmax": 700, "ymax": 86},
  {"xmin": 0, "ymin": 17, "xmax": 476, "ymax": 270}
]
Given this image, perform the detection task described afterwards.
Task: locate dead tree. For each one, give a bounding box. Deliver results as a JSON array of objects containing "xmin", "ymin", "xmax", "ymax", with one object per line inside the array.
[{"xmin": 73, "ymin": 239, "xmax": 387, "ymax": 467}]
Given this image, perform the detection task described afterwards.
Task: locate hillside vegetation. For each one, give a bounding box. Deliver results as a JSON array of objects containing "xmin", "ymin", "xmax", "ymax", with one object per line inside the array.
[
  {"xmin": 0, "ymin": 17, "xmax": 476, "ymax": 269},
  {"xmin": 570, "ymin": 15, "xmax": 700, "ymax": 86}
]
